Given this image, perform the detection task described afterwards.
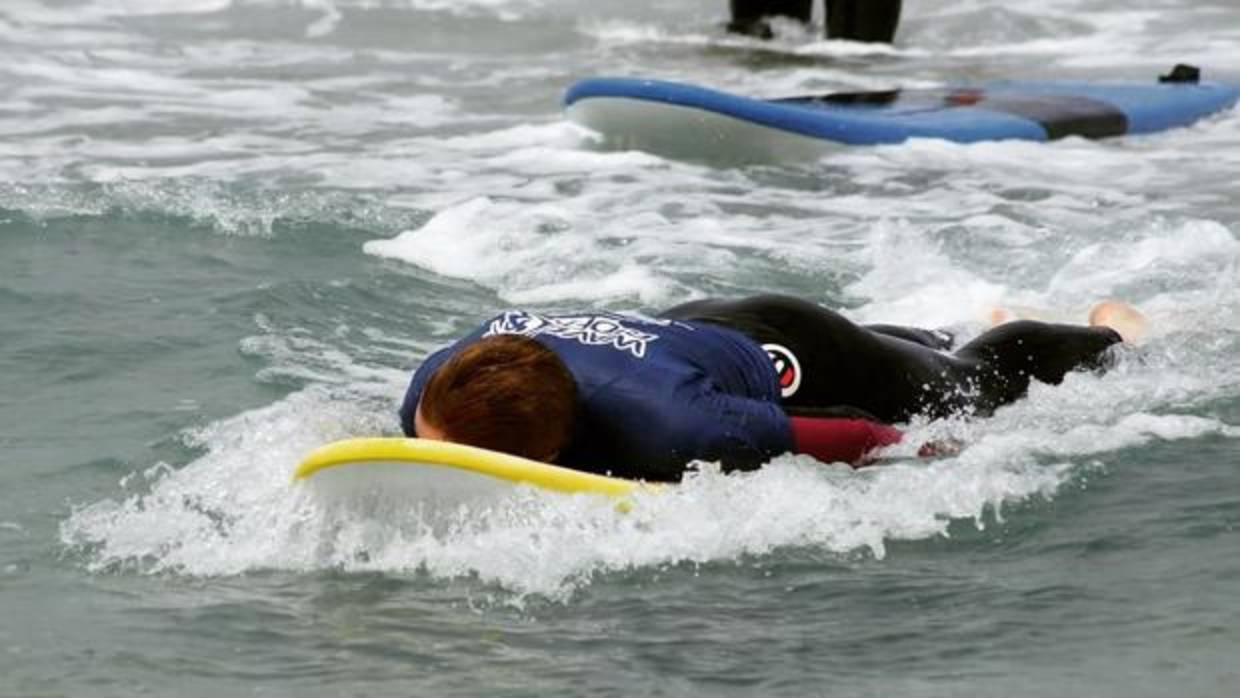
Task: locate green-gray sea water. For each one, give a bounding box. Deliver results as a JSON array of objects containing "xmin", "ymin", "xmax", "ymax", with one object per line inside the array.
[{"xmin": 2, "ymin": 1, "xmax": 1239, "ymax": 696}]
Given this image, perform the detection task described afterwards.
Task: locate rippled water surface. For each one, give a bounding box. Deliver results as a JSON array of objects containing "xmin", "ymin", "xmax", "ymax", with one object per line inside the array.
[{"xmin": 2, "ymin": 1, "xmax": 1239, "ymax": 696}]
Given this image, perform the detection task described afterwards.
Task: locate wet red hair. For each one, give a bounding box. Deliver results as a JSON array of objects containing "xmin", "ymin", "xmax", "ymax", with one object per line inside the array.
[{"xmin": 418, "ymin": 334, "xmax": 577, "ymax": 462}]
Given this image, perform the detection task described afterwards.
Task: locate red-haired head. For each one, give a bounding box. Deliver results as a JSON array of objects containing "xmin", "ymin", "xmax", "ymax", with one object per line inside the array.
[{"xmin": 414, "ymin": 334, "xmax": 577, "ymax": 462}]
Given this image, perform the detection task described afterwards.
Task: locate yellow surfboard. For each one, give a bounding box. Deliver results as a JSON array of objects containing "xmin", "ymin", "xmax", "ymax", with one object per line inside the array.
[{"xmin": 294, "ymin": 437, "xmax": 643, "ymax": 497}]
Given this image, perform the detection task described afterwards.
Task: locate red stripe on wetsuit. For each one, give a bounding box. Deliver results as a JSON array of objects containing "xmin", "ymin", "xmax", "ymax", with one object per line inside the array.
[{"xmin": 788, "ymin": 415, "xmax": 903, "ymax": 466}]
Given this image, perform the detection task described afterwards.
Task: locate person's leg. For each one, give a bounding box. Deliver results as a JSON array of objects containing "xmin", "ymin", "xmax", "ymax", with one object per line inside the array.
[
  {"xmin": 987, "ymin": 298, "xmax": 1147, "ymax": 344},
  {"xmin": 662, "ymin": 294, "xmax": 968, "ymax": 422},
  {"xmin": 954, "ymin": 320, "xmax": 1123, "ymax": 414},
  {"xmin": 864, "ymin": 324, "xmax": 954, "ymax": 351},
  {"xmin": 824, "ymin": 0, "xmax": 902, "ymax": 43},
  {"xmin": 727, "ymin": 0, "xmax": 813, "ymax": 38}
]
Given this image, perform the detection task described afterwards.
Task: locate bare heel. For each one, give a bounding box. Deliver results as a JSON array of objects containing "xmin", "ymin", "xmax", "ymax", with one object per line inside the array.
[{"xmin": 1088, "ymin": 300, "xmax": 1148, "ymax": 344}]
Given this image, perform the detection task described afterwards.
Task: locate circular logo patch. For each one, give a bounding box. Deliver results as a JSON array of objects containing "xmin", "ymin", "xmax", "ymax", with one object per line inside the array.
[{"xmin": 762, "ymin": 343, "xmax": 802, "ymax": 398}]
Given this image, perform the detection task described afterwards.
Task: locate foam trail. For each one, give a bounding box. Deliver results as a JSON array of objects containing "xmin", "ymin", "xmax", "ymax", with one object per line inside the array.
[
  {"xmin": 60, "ymin": 375, "xmax": 1239, "ymax": 601},
  {"xmin": 365, "ymin": 197, "xmax": 687, "ymax": 305}
]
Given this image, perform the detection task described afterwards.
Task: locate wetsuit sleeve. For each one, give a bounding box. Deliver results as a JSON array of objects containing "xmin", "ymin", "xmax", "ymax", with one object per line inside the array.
[
  {"xmin": 686, "ymin": 390, "xmax": 795, "ymax": 472},
  {"xmin": 594, "ymin": 384, "xmax": 794, "ymax": 480},
  {"xmin": 397, "ymin": 345, "xmax": 458, "ymax": 437},
  {"xmin": 788, "ymin": 415, "xmax": 903, "ymax": 466}
]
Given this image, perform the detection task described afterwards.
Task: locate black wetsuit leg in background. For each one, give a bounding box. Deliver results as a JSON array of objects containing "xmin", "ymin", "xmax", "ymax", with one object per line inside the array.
[
  {"xmin": 825, "ymin": 0, "xmax": 902, "ymax": 43},
  {"xmin": 661, "ymin": 295, "xmax": 1122, "ymax": 423},
  {"xmin": 728, "ymin": 0, "xmax": 813, "ymax": 38},
  {"xmin": 727, "ymin": 0, "xmax": 901, "ymax": 43}
]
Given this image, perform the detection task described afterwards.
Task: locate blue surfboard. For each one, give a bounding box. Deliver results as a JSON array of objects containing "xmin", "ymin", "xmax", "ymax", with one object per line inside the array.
[{"xmin": 564, "ymin": 72, "xmax": 1240, "ymax": 162}]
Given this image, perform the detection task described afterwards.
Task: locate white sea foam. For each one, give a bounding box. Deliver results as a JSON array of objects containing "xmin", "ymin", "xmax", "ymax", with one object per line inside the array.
[
  {"xmin": 849, "ymin": 218, "xmax": 1240, "ymax": 331},
  {"xmin": 363, "ymin": 196, "xmax": 683, "ymax": 305},
  {"xmin": 1048, "ymin": 221, "xmax": 1240, "ymax": 301},
  {"xmin": 59, "ymin": 374, "xmax": 1239, "ymax": 600},
  {"xmin": 361, "ymin": 181, "xmax": 879, "ymax": 305}
]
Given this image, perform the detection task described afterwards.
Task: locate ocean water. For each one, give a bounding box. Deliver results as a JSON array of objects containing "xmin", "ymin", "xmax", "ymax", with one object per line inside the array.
[{"xmin": 3, "ymin": 0, "xmax": 1240, "ymax": 695}]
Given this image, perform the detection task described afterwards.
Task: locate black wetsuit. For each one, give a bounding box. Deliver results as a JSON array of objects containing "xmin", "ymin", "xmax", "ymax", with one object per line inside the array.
[
  {"xmin": 660, "ymin": 295, "xmax": 1122, "ymax": 423},
  {"xmin": 728, "ymin": 0, "xmax": 902, "ymax": 43}
]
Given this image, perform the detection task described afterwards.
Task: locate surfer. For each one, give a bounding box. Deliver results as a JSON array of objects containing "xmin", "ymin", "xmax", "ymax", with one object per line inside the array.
[
  {"xmin": 400, "ymin": 295, "xmax": 1142, "ymax": 482},
  {"xmin": 727, "ymin": 0, "xmax": 902, "ymax": 43}
]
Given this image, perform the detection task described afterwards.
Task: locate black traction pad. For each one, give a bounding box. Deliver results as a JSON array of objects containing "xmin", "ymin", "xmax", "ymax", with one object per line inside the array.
[{"xmin": 780, "ymin": 88, "xmax": 1130, "ymax": 140}]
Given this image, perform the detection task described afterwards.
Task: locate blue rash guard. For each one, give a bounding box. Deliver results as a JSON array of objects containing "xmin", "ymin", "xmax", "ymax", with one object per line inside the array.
[{"xmin": 398, "ymin": 310, "xmax": 793, "ymax": 481}]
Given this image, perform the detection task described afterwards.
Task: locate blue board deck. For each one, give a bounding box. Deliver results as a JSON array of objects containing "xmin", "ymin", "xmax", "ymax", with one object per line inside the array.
[{"xmin": 563, "ymin": 75, "xmax": 1240, "ymax": 161}]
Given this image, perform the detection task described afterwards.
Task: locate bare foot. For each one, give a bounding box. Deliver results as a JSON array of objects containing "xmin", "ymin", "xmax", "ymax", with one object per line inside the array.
[
  {"xmin": 1089, "ymin": 299, "xmax": 1148, "ymax": 344},
  {"xmin": 986, "ymin": 304, "xmax": 1051, "ymax": 326},
  {"xmin": 986, "ymin": 306, "xmax": 1016, "ymax": 326}
]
